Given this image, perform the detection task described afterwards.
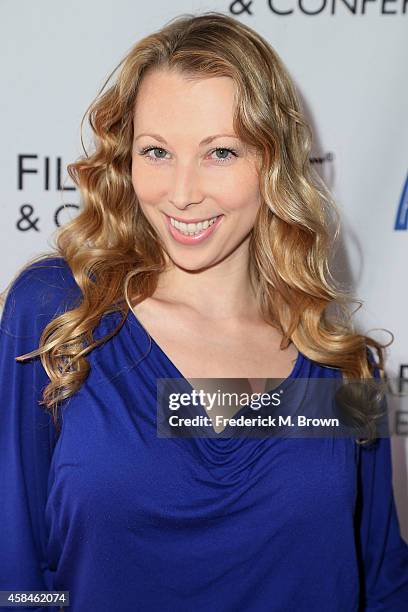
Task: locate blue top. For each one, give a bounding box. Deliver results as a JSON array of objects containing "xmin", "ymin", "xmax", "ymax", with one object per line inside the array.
[{"xmin": 1, "ymin": 256, "xmax": 408, "ymax": 612}]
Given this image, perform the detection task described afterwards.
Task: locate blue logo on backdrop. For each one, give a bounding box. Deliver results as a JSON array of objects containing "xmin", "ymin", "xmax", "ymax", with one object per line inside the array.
[{"xmin": 394, "ymin": 173, "xmax": 408, "ymax": 230}]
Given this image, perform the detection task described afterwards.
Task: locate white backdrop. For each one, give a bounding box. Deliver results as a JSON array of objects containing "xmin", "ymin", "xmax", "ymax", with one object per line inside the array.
[{"xmin": 1, "ymin": 0, "xmax": 407, "ymax": 537}]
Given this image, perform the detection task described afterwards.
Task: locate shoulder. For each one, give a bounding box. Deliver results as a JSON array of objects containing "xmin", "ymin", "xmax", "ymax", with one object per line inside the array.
[
  {"xmin": 0, "ymin": 256, "xmax": 80, "ymax": 338},
  {"xmin": 366, "ymin": 346, "xmax": 383, "ymax": 380}
]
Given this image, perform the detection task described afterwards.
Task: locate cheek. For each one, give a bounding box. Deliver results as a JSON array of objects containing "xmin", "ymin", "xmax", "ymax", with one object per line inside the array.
[
  {"xmin": 218, "ymin": 161, "xmax": 260, "ymax": 202},
  {"xmin": 218, "ymin": 176, "xmax": 261, "ymax": 217},
  {"xmin": 131, "ymin": 164, "xmax": 163, "ymax": 206}
]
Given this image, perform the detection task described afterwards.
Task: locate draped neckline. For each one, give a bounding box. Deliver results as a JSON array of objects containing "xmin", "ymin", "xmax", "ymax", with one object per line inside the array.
[{"xmin": 125, "ymin": 306, "xmax": 306, "ymax": 437}]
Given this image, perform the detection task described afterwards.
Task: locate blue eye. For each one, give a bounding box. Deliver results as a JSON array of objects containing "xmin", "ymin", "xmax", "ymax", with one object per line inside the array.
[
  {"xmin": 211, "ymin": 147, "xmax": 238, "ymax": 162},
  {"xmin": 138, "ymin": 146, "xmax": 238, "ymax": 164},
  {"xmin": 138, "ymin": 147, "xmax": 168, "ymax": 162}
]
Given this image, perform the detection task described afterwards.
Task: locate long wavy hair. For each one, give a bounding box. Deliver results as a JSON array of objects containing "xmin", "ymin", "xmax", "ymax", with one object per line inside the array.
[{"xmin": 1, "ymin": 11, "xmax": 391, "ymax": 443}]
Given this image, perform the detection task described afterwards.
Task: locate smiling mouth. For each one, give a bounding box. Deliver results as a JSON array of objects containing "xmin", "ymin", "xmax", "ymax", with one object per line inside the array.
[
  {"xmin": 164, "ymin": 212, "xmax": 224, "ymax": 244},
  {"xmin": 167, "ymin": 214, "xmax": 221, "ymax": 236}
]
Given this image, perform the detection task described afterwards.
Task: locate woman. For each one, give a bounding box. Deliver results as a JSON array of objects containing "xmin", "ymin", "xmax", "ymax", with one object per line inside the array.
[{"xmin": 1, "ymin": 11, "xmax": 407, "ymax": 612}]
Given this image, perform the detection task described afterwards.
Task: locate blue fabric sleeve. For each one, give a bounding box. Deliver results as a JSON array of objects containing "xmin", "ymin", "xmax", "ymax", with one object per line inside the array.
[
  {"xmin": 356, "ymin": 349, "xmax": 408, "ymax": 610},
  {"xmin": 0, "ymin": 258, "xmax": 77, "ymax": 611}
]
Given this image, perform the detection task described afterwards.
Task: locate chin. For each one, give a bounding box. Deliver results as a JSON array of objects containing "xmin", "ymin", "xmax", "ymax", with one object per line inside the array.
[{"xmin": 166, "ymin": 252, "xmax": 219, "ymax": 273}]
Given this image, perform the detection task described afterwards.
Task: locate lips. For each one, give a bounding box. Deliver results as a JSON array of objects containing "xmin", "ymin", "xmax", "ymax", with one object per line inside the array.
[
  {"xmin": 165, "ymin": 213, "xmax": 220, "ymax": 224},
  {"xmin": 164, "ymin": 213, "xmax": 224, "ymax": 245}
]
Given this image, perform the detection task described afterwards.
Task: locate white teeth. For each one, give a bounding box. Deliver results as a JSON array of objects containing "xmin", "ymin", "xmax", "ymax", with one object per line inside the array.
[{"xmin": 170, "ymin": 215, "xmax": 219, "ymax": 236}]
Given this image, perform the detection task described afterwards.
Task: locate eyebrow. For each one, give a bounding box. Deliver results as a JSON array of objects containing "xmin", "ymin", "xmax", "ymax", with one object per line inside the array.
[{"xmin": 134, "ymin": 133, "xmax": 239, "ymax": 145}]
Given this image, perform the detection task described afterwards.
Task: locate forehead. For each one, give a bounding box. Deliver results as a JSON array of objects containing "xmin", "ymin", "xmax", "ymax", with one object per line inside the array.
[{"xmin": 133, "ymin": 69, "xmax": 237, "ymax": 132}]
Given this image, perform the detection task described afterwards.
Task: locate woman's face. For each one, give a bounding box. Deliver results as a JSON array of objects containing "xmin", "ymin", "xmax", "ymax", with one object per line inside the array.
[{"xmin": 131, "ymin": 68, "xmax": 261, "ymax": 271}]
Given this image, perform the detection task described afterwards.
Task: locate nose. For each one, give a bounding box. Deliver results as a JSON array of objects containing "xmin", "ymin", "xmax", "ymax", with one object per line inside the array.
[{"xmin": 167, "ymin": 161, "xmax": 204, "ymax": 209}]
